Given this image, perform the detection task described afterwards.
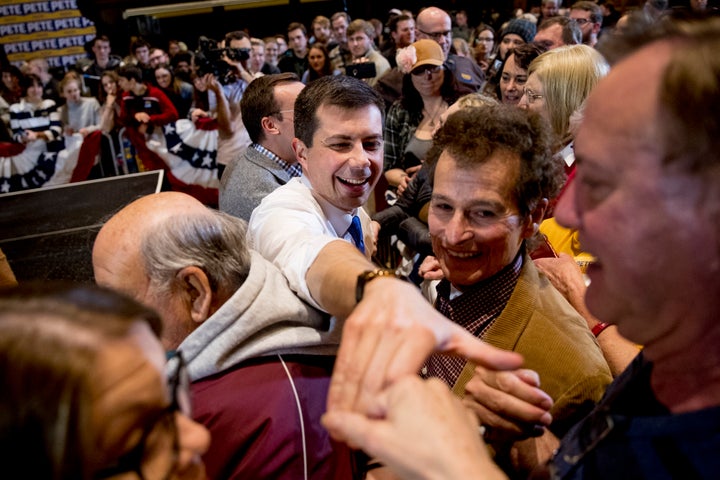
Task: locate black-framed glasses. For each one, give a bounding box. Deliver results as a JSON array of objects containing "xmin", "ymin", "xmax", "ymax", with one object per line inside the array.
[
  {"xmin": 571, "ymin": 18, "xmax": 592, "ymax": 25},
  {"xmin": 94, "ymin": 351, "xmax": 190, "ymax": 480},
  {"xmin": 522, "ymin": 87, "xmax": 544, "ymax": 104},
  {"xmin": 417, "ymin": 28, "xmax": 451, "ymax": 41},
  {"xmin": 411, "ymin": 65, "xmax": 442, "ymax": 77}
]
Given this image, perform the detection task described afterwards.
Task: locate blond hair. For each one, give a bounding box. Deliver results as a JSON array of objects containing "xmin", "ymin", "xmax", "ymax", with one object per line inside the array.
[{"xmin": 528, "ymin": 44, "xmax": 609, "ymax": 141}]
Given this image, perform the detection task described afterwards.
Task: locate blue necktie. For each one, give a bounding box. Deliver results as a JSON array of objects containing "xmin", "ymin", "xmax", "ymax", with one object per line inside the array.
[{"xmin": 347, "ymin": 215, "xmax": 365, "ymax": 254}]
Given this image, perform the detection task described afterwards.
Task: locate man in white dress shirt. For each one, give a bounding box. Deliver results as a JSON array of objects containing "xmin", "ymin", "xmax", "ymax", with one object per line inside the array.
[{"xmin": 248, "ymin": 75, "xmax": 522, "ymax": 421}]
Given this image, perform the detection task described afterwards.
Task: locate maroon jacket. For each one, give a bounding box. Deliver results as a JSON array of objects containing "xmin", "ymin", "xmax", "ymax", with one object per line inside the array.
[{"xmin": 191, "ymin": 354, "xmax": 355, "ymax": 479}]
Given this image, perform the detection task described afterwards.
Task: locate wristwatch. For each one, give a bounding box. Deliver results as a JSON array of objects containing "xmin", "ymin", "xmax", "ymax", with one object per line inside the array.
[{"xmin": 355, "ymin": 269, "xmax": 400, "ymax": 303}]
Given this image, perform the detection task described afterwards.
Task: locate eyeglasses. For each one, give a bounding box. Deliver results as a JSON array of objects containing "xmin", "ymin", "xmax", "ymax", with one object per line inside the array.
[
  {"xmin": 522, "ymin": 87, "xmax": 544, "ymax": 104},
  {"xmin": 417, "ymin": 28, "xmax": 452, "ymax": 41},
  {"xmin": 411, "ymin": 65, "xmax": 442, "ymax": 77},
  {"xmin": 94, "ymin": 351, "xmax": 191, "ymax": 480},
  {"xmin": 474, "ymin": 36, "xmax": 494, "ymax": 45},
  {"xmin": 571, "ymin": 18, "xmax": 592, "ymax": 25}
]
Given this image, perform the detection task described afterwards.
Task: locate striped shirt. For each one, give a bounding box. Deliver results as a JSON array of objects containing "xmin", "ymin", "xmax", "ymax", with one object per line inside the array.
[{"xmin": 9, "ymin": 98, "xmax": 61, "ymax": 143}]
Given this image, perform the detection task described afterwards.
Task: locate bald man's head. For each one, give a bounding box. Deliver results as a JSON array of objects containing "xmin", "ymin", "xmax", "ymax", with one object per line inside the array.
[
  {"xmin": 93, "ymin": 192, "xmax": 208, "ymax": 292},
  {"xmin": 416, "ymin": 7, "xmax": 452, "ymax": 59},
  {"xmin": 93, "ymin": 192, "xmax": 251, "ymax": 348}
]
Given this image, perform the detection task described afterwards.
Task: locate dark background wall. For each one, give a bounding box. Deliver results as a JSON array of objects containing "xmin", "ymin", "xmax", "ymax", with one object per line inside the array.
[
  {"xmin": 77, "ymin": 0, "xmax": 659, "ymax": 56},
  {"xmin": 81, "ymin": 0, "xmax": 517, "ymax": 55}
]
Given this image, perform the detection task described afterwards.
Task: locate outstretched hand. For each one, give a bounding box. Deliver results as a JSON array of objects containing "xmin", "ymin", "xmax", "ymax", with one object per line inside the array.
[{"xmin": 327, "ymin": 277, "xmax": 524, "ymax": 414}]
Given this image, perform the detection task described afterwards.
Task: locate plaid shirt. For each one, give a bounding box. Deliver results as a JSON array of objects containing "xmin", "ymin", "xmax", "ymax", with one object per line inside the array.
[
  {"xmin": 383, "ymin": 102, "xmax": 423, "ymax": 172},
  {"xmin": 422, "ymin": 252, "xmax": 524, "ymax": 387},
  {"xmin": 251, "ymin": 143, "xmax": 302, "ymax": 178}
]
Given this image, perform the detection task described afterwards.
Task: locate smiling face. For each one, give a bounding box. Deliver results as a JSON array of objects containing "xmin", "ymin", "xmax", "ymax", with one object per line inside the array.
[
  {"xmin": 294, "ymin": 103, "xmax": 384, "ymax": 212},
  {"xmin": 155, "ymin": 67, "xmax": 172, "ymax": 89},
  {"xmin": 519, "ymin": 73, "xmax": 549, "ymax": 123},
  {"xmin": 429, "ymin": 150, "xmax": 534, "ymax": 289},
  {"xmin": 25, "ymin": 79, "xmax": 43, "ymax": 102},
  {"xmin": 499, "ymin": 54, "xmax": 527, "ymax": 105},
  {"xmin": 149, "ymin": 49, "xmax": 168, "ymax": 68}
]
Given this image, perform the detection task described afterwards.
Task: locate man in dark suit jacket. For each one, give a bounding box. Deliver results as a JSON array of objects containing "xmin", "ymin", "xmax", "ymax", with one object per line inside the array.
[{"xmin": 219, "ymin": 73, "xmax": 305, "ymax": 220}]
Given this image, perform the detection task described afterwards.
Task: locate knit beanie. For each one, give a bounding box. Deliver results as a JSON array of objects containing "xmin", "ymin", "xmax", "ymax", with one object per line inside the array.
[{"xmin": 500, "ymin": 18, "xmax": 537, "ymax": 44}]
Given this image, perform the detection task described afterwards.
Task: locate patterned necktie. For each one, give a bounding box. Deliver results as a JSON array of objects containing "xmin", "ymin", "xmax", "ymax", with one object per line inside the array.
[{"xmin": 347, "ymin": 215, "xmax": 365, "ymax": 254}]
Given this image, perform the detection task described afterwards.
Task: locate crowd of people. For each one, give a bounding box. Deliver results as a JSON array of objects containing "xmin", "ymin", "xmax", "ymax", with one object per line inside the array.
[{"xmin": 2, "ymin": 0, "xmax": 720, "ymax": 479}]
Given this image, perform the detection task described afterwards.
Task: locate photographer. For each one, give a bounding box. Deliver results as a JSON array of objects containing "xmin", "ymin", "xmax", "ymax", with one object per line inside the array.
[{"xmin": 194, "ymin": 31, "xmax": 253, "ymax": 175}]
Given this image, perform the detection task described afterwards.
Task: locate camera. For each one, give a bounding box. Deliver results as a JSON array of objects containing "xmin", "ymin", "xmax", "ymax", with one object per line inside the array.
[{"xmin": 194, "ymin": 36, "xmax": 250, "ymax": 85}]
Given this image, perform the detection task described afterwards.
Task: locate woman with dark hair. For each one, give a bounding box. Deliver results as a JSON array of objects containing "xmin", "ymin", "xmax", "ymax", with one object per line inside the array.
[
  {"xmin": 155, "ymin": 63, "xmax": 194, "ymax": 118},
  {"xmin": 384, "ymin": 39, "xmax": 459, "ymax": 193},
  {"xmin": 498, "ymin": 42, "xmax": 547, "ymax": 105},
  {"xmin": 98, "ymin": 70, "xmax": 121, "ymax": 133},
  {"xmin": 1, "ymin": 65, "xmax": 23, "ymax": 106},
  {"xmin": 9, "ymin": 73, "xmax": 62, "ymax": 150},
  {"xmin": 469, "ymin": 23, "xmax": 496, "ymax": 71},
  {"xmin": 0, "ymin": 283, "xmax": 210, "ymax": 480},
  {"xmin": 301, "ymin": 43, "xmax": 339, "ymax": 84}
]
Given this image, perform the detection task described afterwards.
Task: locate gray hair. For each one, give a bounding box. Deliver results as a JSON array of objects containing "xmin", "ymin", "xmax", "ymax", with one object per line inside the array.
[{"xmin": 141, "ymin": 210, "xmax": 251, "ymax": 295}]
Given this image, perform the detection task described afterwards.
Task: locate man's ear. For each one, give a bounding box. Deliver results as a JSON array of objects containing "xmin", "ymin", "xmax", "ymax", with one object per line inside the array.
[
  {"xmin": 176, "ymin": 266, "xmax": 213, "ymax": 324},
  {"xmin": 523, "ymin": 198, "xmax": 549, "ymax": 238},
  {"xmin": 261, "ymin": 115, "xmax": 279, "ymax": 136},
  {"xmin": 293, "ymin": 138, "xmax": 309, "ymax": 171}
]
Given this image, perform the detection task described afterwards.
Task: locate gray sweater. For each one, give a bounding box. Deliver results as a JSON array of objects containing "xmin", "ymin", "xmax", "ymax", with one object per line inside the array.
[{"xmin": 59, "ymin": 97, "xmax": 101, "ymax": 133}]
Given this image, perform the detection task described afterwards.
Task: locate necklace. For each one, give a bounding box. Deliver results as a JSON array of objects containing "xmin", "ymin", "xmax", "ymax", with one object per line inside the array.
[{"xmin": 422, "ymin": 100, "xmax": 447, "ymax": 128}]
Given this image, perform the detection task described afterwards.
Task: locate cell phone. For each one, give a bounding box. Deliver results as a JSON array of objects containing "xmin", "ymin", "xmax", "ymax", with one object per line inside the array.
[{"xmin": 346, "ymin": 62, "xmax": 377, "ymax": 79}]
